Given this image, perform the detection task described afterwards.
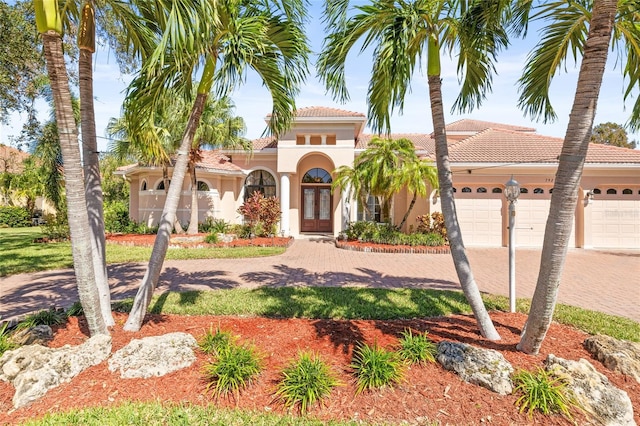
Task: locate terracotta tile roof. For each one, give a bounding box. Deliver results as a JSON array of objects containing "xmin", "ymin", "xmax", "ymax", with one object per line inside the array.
[
  {"xmin": 267, "ymin": 106, "xmax": 365, "ymax": 118},
  {"xmin": 445, "ymin": 119, "xmax": 536, "ymax": 133},
  {"xmin": 356, "ymin": 134, "xmax": 434, "ymax": 151},
  {"xmin": 447, "ymin": 128, "xmax": 640, "ymax": 164},
  {"xmin": 252, "ymin": 136, "xmax": 278, "ymax": 150},
  {"xmin": 0, "ymin": 144, "xmax": 29, "ymax": 173},
  {"xmin": 195, "ymin": 150, "xmax": 243, "ymax": 172}
]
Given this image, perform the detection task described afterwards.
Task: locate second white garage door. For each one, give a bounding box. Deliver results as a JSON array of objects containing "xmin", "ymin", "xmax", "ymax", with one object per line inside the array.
[{"xmin": 455, "ymin": 198, "xmax": 503, "ymax": 247}]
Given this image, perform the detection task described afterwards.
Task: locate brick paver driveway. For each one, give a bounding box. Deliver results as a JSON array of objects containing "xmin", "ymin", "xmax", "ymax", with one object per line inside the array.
[{"xmin": 1, "ymin": 237, "xmax": 638, "ymax": 323}]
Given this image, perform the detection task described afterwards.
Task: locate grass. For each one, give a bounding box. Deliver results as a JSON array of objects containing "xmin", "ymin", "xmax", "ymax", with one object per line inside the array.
[
  {"xmin": 0, "ymin": 227, "xmax": 286, "ymax": 276},
  {"xmin": 203, "ymin": 342, "xmax": 263, "ymax": 399},
  {"xmin": 351, "ymin": 342, "xmax": 405, "ymax": 394},
  {"xmin": 397, "ymin": 329, "xmax": 437, "ymax": 365},
  {"xmin": 513, "ymin": 368, "xmax": 579, "ymax": 419}
]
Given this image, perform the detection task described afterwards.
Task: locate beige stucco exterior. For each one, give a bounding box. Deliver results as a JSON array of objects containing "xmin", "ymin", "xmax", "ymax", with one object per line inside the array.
[{"xmin": 116, "ymin": 108, "xmax": 640, "ymax": 250}]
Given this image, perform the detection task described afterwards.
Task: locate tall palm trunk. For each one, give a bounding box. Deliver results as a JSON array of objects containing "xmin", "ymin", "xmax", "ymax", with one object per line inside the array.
[
  {"xmin": 78, "ymin": 0, "xmax": 114, "ymax": 327},
  {"xmin": 187, "ymin": 160, "xmax": 199, "ymax": 234},
  {"xmin": 41, "ymin": 31, "xmax": 106, "ymax": 336},
  {"xmin": 124, "ymin": 92, "xmax": 209, "ymax": 331},
  {"xmin": 428, "ymin": 74, "xmax": 500, "ymax": 341},
  {"xmin": 161, "ymin": 164, "xmax": 185, "ymax": 234},
  {"xmin": 517, "ymin": 0, "xmax": 616, "ymax": 355}
]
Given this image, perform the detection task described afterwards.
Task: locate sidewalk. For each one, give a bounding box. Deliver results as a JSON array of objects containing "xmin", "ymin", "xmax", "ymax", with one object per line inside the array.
[{"xmin": 1, "ymin": 238, "xmax": 638, "ymax": 323}]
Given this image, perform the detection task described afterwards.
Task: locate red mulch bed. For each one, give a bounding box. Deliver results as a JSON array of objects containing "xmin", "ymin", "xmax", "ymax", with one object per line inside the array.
[
  {"xmin": 1, "ymin": 312, "xmax": 638, "ymax": 425},
  {"xmin": 106, "ymin": 233, "xmax": 293, "ymax": 248}
]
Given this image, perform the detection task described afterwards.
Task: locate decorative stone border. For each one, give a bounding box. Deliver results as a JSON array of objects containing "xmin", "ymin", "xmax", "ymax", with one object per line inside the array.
[{"xmin": 335, "ymin": 240, "xmax": 450, "ymax": 254}]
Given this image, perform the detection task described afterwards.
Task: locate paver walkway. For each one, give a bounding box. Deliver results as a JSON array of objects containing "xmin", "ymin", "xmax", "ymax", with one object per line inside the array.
[{"xmin": 1, "ymin": 237, "xmax": 638, "ymax": 323}]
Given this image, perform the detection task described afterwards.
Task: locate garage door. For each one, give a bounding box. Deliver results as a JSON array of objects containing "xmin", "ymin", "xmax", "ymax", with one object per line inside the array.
[
  {"xmin": 515, "ymin": 199, "xmax": 550, "ymax": 247},
  {"xmin": 590, "ymin": 199, "xmax": 640, "ymax": 249},
  {"xmin": 455, "ymin": 198, "xmax": 502, "ymax": 247}
]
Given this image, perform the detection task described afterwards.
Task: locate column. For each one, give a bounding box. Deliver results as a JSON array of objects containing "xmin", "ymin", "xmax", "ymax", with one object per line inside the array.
[{"xmin": 280, "ymin": 173, "xmax": 290, "ymax": 236}]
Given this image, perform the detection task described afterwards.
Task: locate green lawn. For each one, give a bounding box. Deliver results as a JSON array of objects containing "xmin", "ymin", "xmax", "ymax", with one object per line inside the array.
[{"xmin": 0, "ymin": 227, "xmax": 286, "ymax": 277}]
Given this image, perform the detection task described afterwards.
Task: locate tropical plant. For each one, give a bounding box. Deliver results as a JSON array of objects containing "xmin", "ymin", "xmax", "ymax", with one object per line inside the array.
[
  {"xmin": 0, "ymin": 321, "xmax": 17, "ymax": 357},
  {"xmin": 198, "ymin": 326, "xmax": 233, "ymax": 356},
  {"xmin": 397, "ymin": 329, "xmax": 437, "ymax": 365},
  {"xmin": 513, "ymin": 368, "xmax": 578, "ymax": 419},
  {"xmin": 275, "ymin": 352, "xmax": 340, "ymax": 414},
  {"xmin": 203, "ymin": 343, "xmax": 263, "ymax": 399},
  {"xmin": 516, "ymin": 0, "xmax": 640, "ymax": 354},
  {"xmin": 123, "ymin": 0, "xmax": 309, "ymax": 332},
  {"xmin": 16, "ymin": 307, "xmax": 67, "ymax": 330},
  {"xmin": 591, "ymin": 122, "xmax": 637, "ymax": 149},
  {"xmin": 351, "ymin": 342, "xmax": 404, "ymax": 394},
  {"xmin": 0, "ymin": 206, "xmax": 31, "ymax": 228},
  {"xmin": 319, "ymin": 0, "xmax": 511, "ymax": 340}
]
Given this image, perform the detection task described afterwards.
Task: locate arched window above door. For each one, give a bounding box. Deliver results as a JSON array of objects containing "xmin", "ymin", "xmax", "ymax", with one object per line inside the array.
[
  {"xmin": 245, "ymin": 170, "xmax": 276, "ymax": 199},
  {"xmin": 302, "ymin": 168, "xmax": 332, "ymax": 183}
]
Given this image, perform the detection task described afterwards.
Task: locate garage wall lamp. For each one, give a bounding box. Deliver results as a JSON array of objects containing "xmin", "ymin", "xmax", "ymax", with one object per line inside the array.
[{"xmin": 584, "ymin": 189, "xmax": 595, "ymax": 206}]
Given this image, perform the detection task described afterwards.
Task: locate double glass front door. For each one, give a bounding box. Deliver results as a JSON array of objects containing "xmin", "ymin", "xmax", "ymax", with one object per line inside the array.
[{"xmin": 301, "ymin": 185, "xmax": 332, "ymax": 232}]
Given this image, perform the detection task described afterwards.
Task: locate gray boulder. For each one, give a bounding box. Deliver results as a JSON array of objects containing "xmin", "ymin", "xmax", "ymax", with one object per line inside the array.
[
  {"xmin": 108, "ymin": 332, "xmax": 198, "ymax": 379},
  {"xmin": 546, "ymin": 354, "xmax": 636, "ymax": 426},
  {"xmin": 0, "ymin": 334, "xmax": 112, "ymax": 408},
  {"xmin": 9, "ymin": 325, "xmax": 53, "ymax": 346},
  {"xmin": 437, "ymin": 341, "xmax": 514, "ymax": 395},
  {"xmin": 584, "ymin": 335, "xmax": 640, "ymax": 383}
]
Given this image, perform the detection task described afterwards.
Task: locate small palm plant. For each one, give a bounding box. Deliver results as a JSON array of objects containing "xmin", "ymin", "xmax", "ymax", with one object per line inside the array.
[
  {"xmin": 397, "ymin": 329, "xmax": 437, "ymax": 365},
  {"xmin": 513, "ymin": 368, "xmax": 579, "ymax": 419},
  {"xmin": 275, "ymin": 352, "xmax": 340, "ymax": 414},
  {"xmin": 351, "ymin": 342, "xmax": 405, "ymax": 394},
  {"xmin": 203, "ymin": 342, "xmax": 262, "ymax": 399}
]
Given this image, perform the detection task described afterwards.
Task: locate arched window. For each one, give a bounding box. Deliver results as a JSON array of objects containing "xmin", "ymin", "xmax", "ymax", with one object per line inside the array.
[
  {"xmin": 156, "ymin": 180, "xmax": 170, "ymax": 190},
  {"xmin": 452, "ymin": 187, "xmax": 457, "ymax": 192},
  {"xmin": 533, "ymin": 188, "xmax": 544, "ymax": 194},
  {"xmin": 520, "ymin": 188, "xmax": 528, "ymax": 194},
  {"xmin": 302, "ymin": 168, "xmax": 332, "ymax": 183},
  {"xmin": 197, "ymin": 181, "xmax": 210, "ymax": 191},
  {"xmin": 461, "ymin": 187, "xmax": 472, "ymax": 193},
  {"xmin": 549, "ymin": 188, "xmax": 554, "ymax": 194},
  {"xmin": 606, "ymin": 188, "xmax": 617, "ymax": 195},
  {"xmin": 140, "ymin": 180, "xmax": 147, "ymax": 191},
  {"xmin": 477, "ymin": 187, "xmax": 487, "ymax": 193},
  {"xmin": 592, "ymin": 188, "xmax": 601, "ymax": 194},
  {"xmin": 245, "ymin": 170, "xmax": 276, "ymax": 199},
  {"xmin": 492, "ymin": 187, "xmax": 503, "ymax": 193},
  {"xmin": 622, "ymin": 188, "xmax": 632, "ymax": 195}
]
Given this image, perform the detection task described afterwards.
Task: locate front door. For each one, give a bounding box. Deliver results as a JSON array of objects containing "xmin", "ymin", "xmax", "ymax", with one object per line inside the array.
[{"xmin": 301, "ymin": 185, "xmax": 332, "ymax": 232}]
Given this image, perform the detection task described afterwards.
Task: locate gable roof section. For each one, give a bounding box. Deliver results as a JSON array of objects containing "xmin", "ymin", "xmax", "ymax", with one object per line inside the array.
[
  {"xmin": 447, "ymin": 128, "xmax": 640, "ymax": 164},
  {"xmin": 267, "ymin": 106, "xmax": 366, "ymax": 119},
  {"xmin": 252, "ymin": 136, "xmax": 278, "ymax": 150},
  {"xmin": 445, "ymin": 119, "xmax": 536, "ymax": 133},
  {"xmin": 0, "ymin": 144, "xmax": 29, "ymax": 173}
]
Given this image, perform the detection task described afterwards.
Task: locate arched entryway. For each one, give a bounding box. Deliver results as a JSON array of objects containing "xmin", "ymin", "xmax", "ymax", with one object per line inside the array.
[{"xmin": 300, "ymin": 167, "xmax": 333, "ymax": 232}]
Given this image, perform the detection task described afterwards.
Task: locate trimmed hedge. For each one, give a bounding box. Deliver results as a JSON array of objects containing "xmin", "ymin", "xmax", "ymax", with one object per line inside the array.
[{"xmin": 0, "ymin": 206, "xmax": 31, "ymax": 228}]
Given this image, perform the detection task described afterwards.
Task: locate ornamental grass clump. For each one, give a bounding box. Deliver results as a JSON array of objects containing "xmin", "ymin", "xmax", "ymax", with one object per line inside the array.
[
  {"xmin": 397, "ymin": 329, "xmax": 437, "ymax": 365},
  {"xmin": 513, "ymin": 368, "xmax": 579, "ymax": 419},
  {"xmin": 275, "ymin": 352, "xmax": 340, "ymax": 414},
  {"xmin": 0, "ymin": 321, "xmax": 17, "ymax": 356},
  {"xmin": 351, "ymin": 342, "xmax": 405, "ymax": 394},
  {"xmin": 203, "ymin": 342, "xmax": 262, "ymax": 399},
  {"xmin": 198, "ymin": 326, "xmax": 233, "ymax": 356},
  {"xmin": 16, "ymin": 307, "xmax": 67, "ymax": 330}
]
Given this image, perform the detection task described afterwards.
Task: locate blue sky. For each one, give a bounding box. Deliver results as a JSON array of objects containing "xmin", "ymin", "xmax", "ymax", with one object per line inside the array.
[{"xmin": 1, "ymin": 2, "xmax": 638, "ymax": 152}]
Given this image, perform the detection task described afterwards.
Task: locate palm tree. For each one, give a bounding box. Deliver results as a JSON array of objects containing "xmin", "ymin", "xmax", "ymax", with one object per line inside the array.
[
  {"xmin": 396, "ymin": 157, "xmax": 438, "ymax": 230},
  {"xmin": 319, "ymin": 0, "xmax": 511, "ymax": 340},
  {"xmin": 123, "ymin": 0, "xmax": 309, "ymax": 331},
  {"xmin": 33, "ymin": 0, "xmax": 106, "ymax": 336},
  {"xmin": 516, "ymin": 0, "xmax": 639, "ymax": 354}
]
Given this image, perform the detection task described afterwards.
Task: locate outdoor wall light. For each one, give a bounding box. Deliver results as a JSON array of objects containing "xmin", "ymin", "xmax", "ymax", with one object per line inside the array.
[{"xmin": 584, "ymin": 189, "xmax": 595, "ymax": 205}]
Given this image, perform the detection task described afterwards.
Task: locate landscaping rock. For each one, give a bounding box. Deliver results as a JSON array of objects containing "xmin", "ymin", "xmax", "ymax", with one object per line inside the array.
[
  {"xmin": 437, "ymin": 341, "xmax": 514, "ymax": 395},
  {"xmin": 8, "ymin": 325, "xmax": 53, "ymax": 346},
  {"xmin": 584, "ymin": 335, "xmax": 640, "ymax": 383},
  {"xmin": 545, "ymin": 354, "xmax": 635, "ymax": 426},
  {"xmin": 108, "ymin": 332, "xmax": 198, "ymax": 379},
  {"xmin": 0, "ymin": 334, "xmax": 112, "ymax": 408}
]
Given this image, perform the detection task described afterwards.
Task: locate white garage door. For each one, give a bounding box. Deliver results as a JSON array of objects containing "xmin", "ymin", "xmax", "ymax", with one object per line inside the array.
[
  {"xmin": 515, "ymin": 199, "xmax": 550, "ymax": 247},
  {"xmin": 455, "ymin": 198, "xmax": 502, "ymax": 247},
  {"xmin": 590, "ymin": 199, "xmax": 640, "ymax": 249}
]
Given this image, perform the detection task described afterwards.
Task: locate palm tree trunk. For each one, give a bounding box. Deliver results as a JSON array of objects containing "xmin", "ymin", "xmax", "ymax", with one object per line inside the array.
[
  {"xmin": 517, "ymin": 0, "xmax": 616, "ymax": 355},
  {"xmin": 42, "ymin": 32, "xmax": 106, "ymax": 336},
  {"xmin": 186, "ymin": 161, "xmax": 199, "ymax": 234},
  {"xmin": 398, "ymin": 193, "xmax": 417, "ymax": 230},
  {"xmin": 162, "ymin": 164, "xmax": 185, "ymax": 234},
  {"xmin": 124, "ymin": 92, "xmax": 208, "ymax": 331},
  {"xmin": 78, "ymin": 2, "xmax": 114, "ymax": 326},
  {"xmin": 428, "ymin": 74, "xmax": 500, "ymax": 341}
]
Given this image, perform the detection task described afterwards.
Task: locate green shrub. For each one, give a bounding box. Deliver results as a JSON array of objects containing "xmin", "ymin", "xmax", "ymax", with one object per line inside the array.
[
  {"xmin": 0, "ymin": 321, "xmax": 17, "ymax": 356},
  {"xmin": 351, "ymin": 342, "xmax": 404, "ymax": 394},
  {"xmin": 204, "ymin": 233, "xmax": 219, "ymax": 244},
  {"xmin": 275, "ymin": 352, "xmax": 340, "ymax": 414},
  {"xmin": 397, "ymin": 329, "xmax": 437, "ymax": 365},
  {"xmin": 104, "ymin": 200, "xmax": 131, "ymax": 233},
  {"xmin": 416, "ymin": 212, "xmax": 448, "ymax": 243},
  {"xmin": 344, "ymin": 221, "xmax": 446, "ymax": 246},
  {"xmin": 0, "ymin": 205, "xmax": 31, "ymax": 227},
  {"xmin": 16, "ymin": 307, "xmax": 67, "ymax": 330},
  {"xmin": 201, "ymin": 218, "xmax": 230, "ymax": 234},
  {"xmin": 127, "ymin": 221, "xmax": 158, "ymax": 235},
  {"xmin": 199, "ymin": 327, "xmax": 233, "ymax": 356},
  {"xmin": 65, "ymin": 302, "xmax": 84, "ymax": 317},
  {"xmin": 229, "ymin": 223, "xmax": 251, "ymax": 239},
  {"xmin": 203, "ymin": 343, "xmax": 262, "ymax": 398},
  {"xmin": 513, "ymin": 368, "xmax": 578, "ymax": 419},
  {"xmin": 41, "ymin": 213, "xmax": 70, "ymax": 241}
]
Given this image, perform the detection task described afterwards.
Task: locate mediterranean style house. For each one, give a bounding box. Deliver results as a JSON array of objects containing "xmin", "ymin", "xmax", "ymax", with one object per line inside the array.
[{"xmin": 116, "ymin": 106, "xmax": 640, "ymax": 250}]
